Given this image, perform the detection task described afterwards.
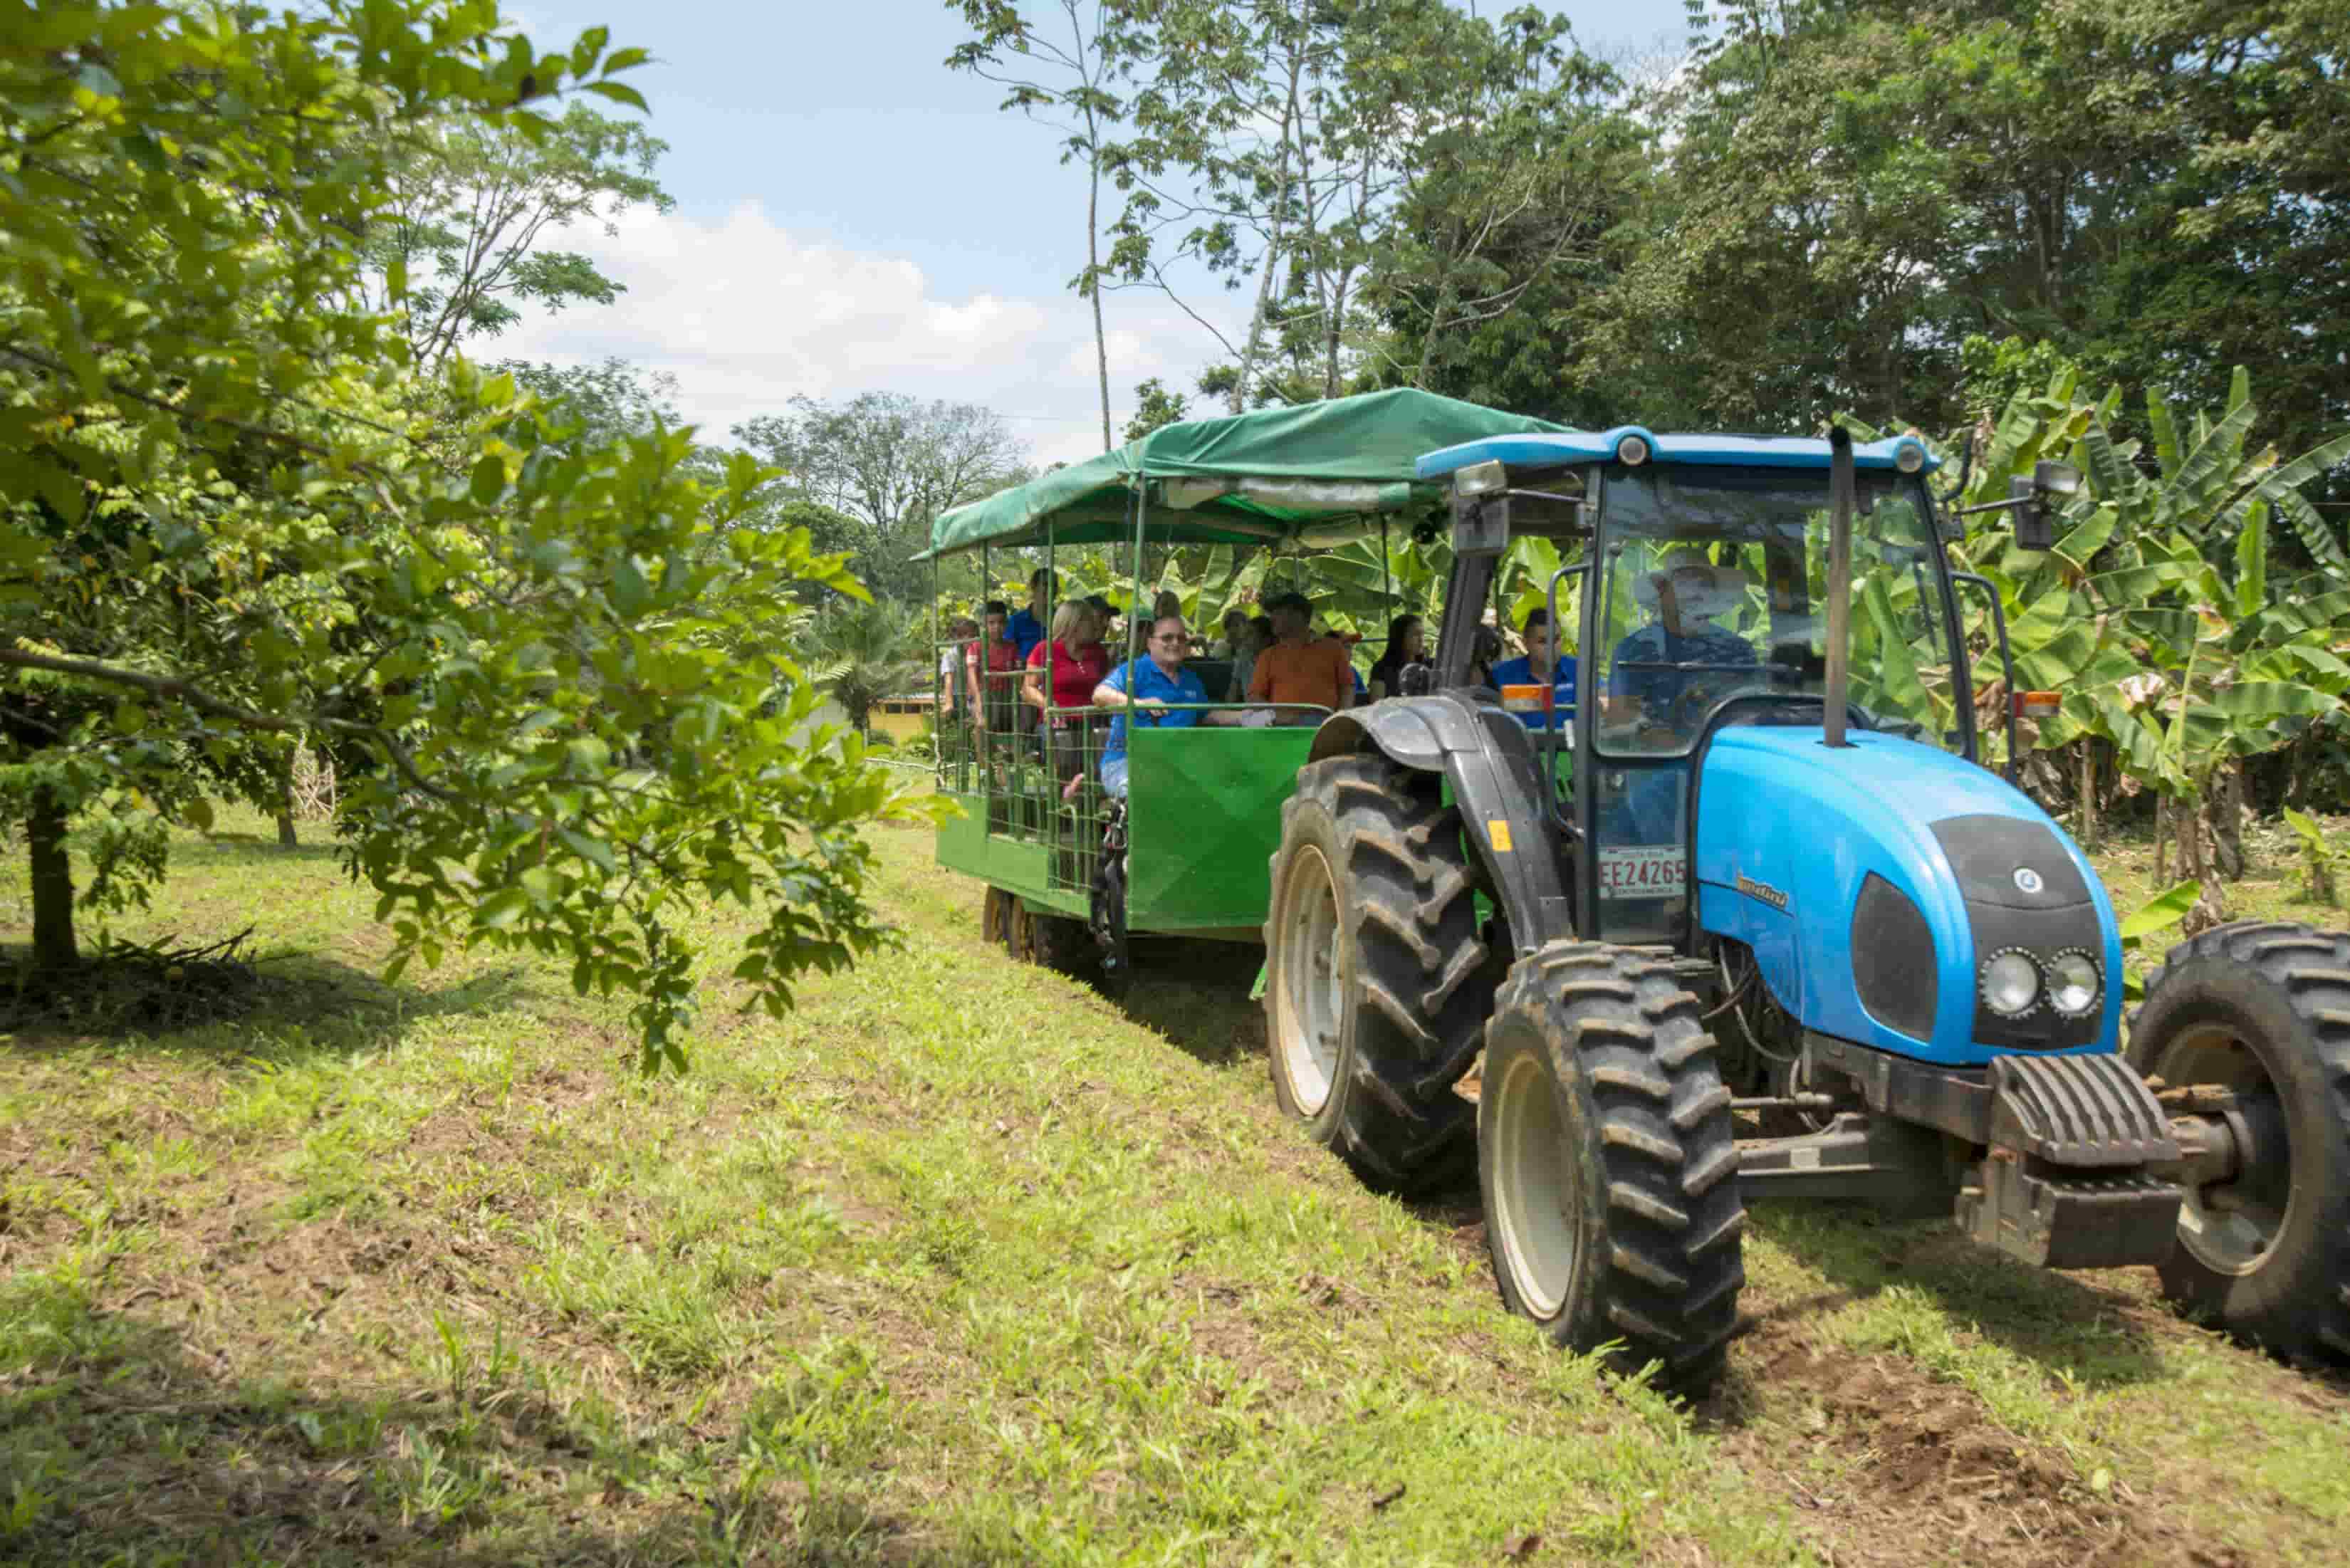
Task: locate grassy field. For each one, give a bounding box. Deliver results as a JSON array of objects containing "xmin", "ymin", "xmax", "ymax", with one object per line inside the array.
[{"xmin": 4, "ymin": 798, "xmax": 2349, "ymax": 1565}]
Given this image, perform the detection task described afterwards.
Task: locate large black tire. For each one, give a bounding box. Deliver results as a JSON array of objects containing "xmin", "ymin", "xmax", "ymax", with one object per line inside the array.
[
  {"xmin": 1262, "ymin": 754, "xmax": 1493, "ymax": 1191},
  {"xmin": 1017, "ymin": 897, "xmax": 1092, "ymax": 977},
  {"xmin": 2126, "ymin": 920, "xmax": 2350, "ymax": 1363},
  {"xmin": 981, "ymin": 886, "xmax": 1016, "ymax": 952},
  {"xmin": 1479, "ymin": 941, "xmax": 1746, "ymax": 1391}
]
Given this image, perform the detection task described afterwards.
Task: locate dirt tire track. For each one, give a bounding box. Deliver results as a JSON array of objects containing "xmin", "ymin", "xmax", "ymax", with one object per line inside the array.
[{"xmin": 1708, "ymin": 1318, "xmax": 2253, "ymax": 1568}]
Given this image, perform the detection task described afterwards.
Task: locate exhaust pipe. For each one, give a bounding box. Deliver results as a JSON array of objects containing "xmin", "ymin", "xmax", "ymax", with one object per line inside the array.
[{"xmin": 1823, "ymin": 425, "xmax": 1855, "ymax": 749}]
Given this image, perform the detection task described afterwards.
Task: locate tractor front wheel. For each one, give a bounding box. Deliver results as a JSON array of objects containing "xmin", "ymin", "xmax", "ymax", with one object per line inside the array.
[
  {"xmin": 1480, "ymin": 941, "xmax": 1746, "ymax": 1391},
  {"xmin": 2128, "ymin": 920, "xmax": 2350, "ymax": 1363},
  {"xmin": 1263, "ymin": 755, "xmax": 1491, "ymax": 1191}
]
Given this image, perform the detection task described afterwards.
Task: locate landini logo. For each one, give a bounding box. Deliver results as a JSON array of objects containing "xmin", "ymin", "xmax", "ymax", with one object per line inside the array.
[{"xmin": 1735, "ymin": 873, "xmax": 1790, "ymax": 911}]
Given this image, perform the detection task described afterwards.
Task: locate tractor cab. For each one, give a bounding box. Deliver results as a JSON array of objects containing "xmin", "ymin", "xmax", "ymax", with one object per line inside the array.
[{"xmin": 1413, "ymin": 428, "xmax": 1969, "ymax": 948}]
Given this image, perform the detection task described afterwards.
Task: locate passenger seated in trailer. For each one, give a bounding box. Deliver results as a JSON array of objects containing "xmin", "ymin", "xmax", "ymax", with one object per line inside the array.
[
  {"xmin": 1220, "ymin": 612, "xmax": 1265, "ymax": 704},
  {"xmin": 1090, "ymin": 616, "xmax": 1264, "ymax": 798},
  {"xmin": 1325, "ymin": 624, "xmax": 1367, "ymax": 700},
  {"xmin": 1023, "ymin": 598, "xmax": 1111, "ymax": 798},
  {"xmin": 1489, "ymin": 605, "xmax": 1577, "ymax": 730},
  {"xmin": 1211, "ymin": 607, "xmax": 1248, "ymax": 658},
  {"xmin": 1248, "ymin": 590, "xmax": 1354, "ymax": 723},
  {"xmin": 1364, "ymin": 614, "xmax": 1425, "ymax": 702},
  {"xmin": 938, "ymin": 615, "xmax": 978, "ymax": 726},
  {"xmin": 1007, "ymin": 569, "xmax": 1055, "ymax": 662},
  {"xmin": 1466, "ymin": 622, "xmax": 1503, "ymax": 691},
  {"xmin": 965, "ymin": 600, "xmax": 1025, "ymax": 738}
]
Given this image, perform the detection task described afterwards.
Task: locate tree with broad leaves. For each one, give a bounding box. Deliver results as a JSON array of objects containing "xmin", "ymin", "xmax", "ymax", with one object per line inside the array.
[
  {"xmin": 803, "ymin": 598, "xmax": 931, "ymax": 740},
  {"xmin": 1, "ymin": 1, "xmax": 931, "ymax": 1068},
  {"xmin": 364, "ymin": 102, "xmax": 672, "ymax": 376},
  {"xmin": 1121, "ymin": 378, "xmax": 1188, "ymax": 442},
  {"xmin": 731, "ymin": 394, "xmax": 1027, "ymax": 606}
]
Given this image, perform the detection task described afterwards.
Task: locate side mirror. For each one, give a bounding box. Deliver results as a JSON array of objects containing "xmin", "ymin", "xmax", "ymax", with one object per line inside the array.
[
  {"xmin": 2010, "ymin": 461, "xmax": 2081, "ymax": 551},
  {"xmin": 2009, "ymin": 476, "xmax": 2054, "ymax": 550},
  {"xmin": 1451, "ymin": 491, "xmax": 1510, "ymax": 555}
]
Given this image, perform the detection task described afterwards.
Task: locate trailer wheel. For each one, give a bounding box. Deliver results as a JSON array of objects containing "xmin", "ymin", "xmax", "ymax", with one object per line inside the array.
[
  {"xmin": 2128, "ymin": 921, "xmax": 2350, "ymax": 1363},
  {"xmin": 1480, "ymin": 941, "xmax": 1745, "ymax": 1392},
  {"xmin": 1018, "ymin": 899, "xmax": 1091, "ymax": 976},
  {"xmin": 981, "ymin": 886, "xmax": 1015, "ymax": 952},
  {"xmin": 1263, "ymin": 755, "xmax": 1492, "ymax": 1191}
]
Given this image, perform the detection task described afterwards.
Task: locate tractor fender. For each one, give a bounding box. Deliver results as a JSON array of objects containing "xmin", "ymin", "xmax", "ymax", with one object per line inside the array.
[{"xmin": 1310, "ymin": 696, "xmax": 1575, "ymax": 956}]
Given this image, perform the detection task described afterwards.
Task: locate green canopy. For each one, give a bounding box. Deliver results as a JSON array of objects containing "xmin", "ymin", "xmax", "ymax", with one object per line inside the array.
[{"xmin": 925, "ymin": 388, "xmax": 1566, "ymax": 557}]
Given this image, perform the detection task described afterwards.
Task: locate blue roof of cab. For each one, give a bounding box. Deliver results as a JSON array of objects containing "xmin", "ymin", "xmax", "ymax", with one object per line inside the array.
[{"xmin": 1414, "ymin": 424, "xmax": 1941, "ymax": 480}]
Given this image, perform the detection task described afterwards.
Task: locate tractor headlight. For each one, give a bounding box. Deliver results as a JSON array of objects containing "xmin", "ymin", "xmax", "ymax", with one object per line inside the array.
[
  {"xmin": 2046, "ymin": 949, "xmax": 2101, "ymax": 1017},
  {"xmin": 1980, "ymin": 948, "xmax": 2041, "ymax": 1017},
  {"xmin": 1455, "ymin": 458, "xmax": 1507, "ymax": 498}
]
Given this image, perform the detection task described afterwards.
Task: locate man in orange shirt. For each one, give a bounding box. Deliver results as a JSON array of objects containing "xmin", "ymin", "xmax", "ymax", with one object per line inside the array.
[{"xmin": 1248, "ymin": 591, "xmax": 1354, "ymax": 721}]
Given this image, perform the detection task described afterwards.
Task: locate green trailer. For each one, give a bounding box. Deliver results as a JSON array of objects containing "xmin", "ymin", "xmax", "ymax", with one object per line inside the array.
[{"xmin": 921, "ymin": 390, "xmax": 1564, "ymax": 980}]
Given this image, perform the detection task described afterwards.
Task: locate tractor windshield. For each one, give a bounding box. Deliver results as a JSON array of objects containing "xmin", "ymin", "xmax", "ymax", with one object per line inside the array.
[{"xmin": 1590, "ymin": 464, "xmax": 1958, "ymax": 758}]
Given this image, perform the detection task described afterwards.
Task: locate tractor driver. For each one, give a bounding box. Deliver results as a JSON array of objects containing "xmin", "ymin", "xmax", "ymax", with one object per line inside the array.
[
  {"xmin": 1601, "ymin": 548, "xmax": 1755, "ymax": 851},
  {"xmin": 1091, "ymin": 616, "xmax": 1266, "ymax": 798},
  {"xmin": 1603, "ymin": 548, "xmax": 1756, "ymax": 748}
]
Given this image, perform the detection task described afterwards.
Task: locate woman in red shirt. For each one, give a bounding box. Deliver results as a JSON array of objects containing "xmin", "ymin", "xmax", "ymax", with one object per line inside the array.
[{"xmin": 1024, "ymin": 599, "xmax": 1110, "ymax": 795}]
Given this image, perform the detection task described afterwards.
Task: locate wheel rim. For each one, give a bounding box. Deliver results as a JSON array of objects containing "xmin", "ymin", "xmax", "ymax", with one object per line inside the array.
[
  {"xmin": 1275, "ymin": 844, "xmax": 1343, "ymax": 1115},
  {"xmin": 2156, "ymin": 1022, "xmax": 2294, "ymax": 1277},
  {"xmin": 1490, "ymin": 1043, "xmax": 1577, "ymax": 1320}
]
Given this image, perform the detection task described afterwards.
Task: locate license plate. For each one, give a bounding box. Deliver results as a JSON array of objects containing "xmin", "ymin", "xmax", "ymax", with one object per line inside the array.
[{"xmin": 1598, "ymin": 845, "xmax": 1686, "ymax": 900}]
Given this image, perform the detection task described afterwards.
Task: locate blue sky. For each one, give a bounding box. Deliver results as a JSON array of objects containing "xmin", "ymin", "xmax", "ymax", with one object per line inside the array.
[{"xmin": 497, "ymin": 2, "xmax": 1690, "ymax": 462}]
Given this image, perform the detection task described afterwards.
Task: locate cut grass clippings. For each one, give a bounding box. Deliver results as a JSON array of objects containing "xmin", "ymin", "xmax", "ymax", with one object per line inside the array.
[{"xmin": 3, "ymin": 803, "xmax": 2348, "ymax": 1564}]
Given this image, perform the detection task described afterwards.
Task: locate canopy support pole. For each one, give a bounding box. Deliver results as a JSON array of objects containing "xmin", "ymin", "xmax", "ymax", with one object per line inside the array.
[
  {"xmin": 1124, "ymin": 480, "xmax": 1147, "ymax": 674},
  {"xmin": 1379, "ymin": 514, "xmax": 1391, "ymax": 614}
]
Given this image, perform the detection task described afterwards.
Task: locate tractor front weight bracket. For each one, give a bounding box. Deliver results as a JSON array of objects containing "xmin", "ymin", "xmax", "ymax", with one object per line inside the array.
[{"xmin": 1739, "ymin": 1034, "xmax": 2192, "ymax": 1272}]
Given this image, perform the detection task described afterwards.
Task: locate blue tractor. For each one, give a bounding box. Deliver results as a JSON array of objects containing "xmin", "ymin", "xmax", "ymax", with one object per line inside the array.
[{"xmin": 1262, "ymin": 426, "xmax": 2350, "ymax": 1391}]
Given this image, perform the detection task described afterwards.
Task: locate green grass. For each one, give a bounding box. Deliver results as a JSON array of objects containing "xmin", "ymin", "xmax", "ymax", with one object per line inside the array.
[{"xmin": 3, "ymin": 803, "xmax": 2348, "ymax": 1564}]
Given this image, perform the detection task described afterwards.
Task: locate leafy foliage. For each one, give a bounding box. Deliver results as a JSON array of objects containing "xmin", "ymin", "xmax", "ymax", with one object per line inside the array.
[
  {"xmin": 0, "ymin": 1, "xmax": 934, "ymax": 1065},
  {"xmin": 732, "ymin": 394, "xmax": 1025, "ymax": 605},
  {"xmin": 365, "ymin": 103, "xmax": 672, "ymax": 374},
  {"xmin": 803, "ymin": 598, "xmax": 930, "ymax": 738}
]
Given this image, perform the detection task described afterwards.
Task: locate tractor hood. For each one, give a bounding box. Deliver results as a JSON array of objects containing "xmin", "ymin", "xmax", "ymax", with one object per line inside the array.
[{"xmin": 1690, "ymin": 726, "xmax": 2122, "ymax": 1067}]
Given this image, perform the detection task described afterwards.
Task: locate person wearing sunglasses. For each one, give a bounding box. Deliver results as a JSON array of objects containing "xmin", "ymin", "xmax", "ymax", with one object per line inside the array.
[{"xmin": 1090, "ymin": 615, "xmax": 1263, "ymax": 798}]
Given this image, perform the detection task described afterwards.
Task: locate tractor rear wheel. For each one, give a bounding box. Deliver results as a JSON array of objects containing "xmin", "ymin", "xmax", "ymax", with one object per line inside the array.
[
  {"xmin": 2127, "ymin": 920, "xmax": 2350, "ymax": 1364},
  {"xmin": 1263, "ymin": 754, "xmax": 1491, "ymax": 1191},
  {"xmin": 1480, "ymin": 941, "xmax": 1746, "ymax": 1391}
]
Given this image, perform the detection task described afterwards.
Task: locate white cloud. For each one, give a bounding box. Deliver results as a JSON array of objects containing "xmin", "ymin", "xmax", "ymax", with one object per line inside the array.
[{"xmin": 495, "ymin": 201, "xmax": 1241, "ymax": 468}]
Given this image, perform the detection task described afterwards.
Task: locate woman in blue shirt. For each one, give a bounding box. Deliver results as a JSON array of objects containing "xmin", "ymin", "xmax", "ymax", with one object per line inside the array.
[{"xmin": 1090, "ymin": 615, "xmax": 1258, "ymax": 796}]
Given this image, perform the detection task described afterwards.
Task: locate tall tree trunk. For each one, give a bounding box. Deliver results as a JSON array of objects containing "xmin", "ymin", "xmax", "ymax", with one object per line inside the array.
[
  {"xmin": 2176, "ymin": 793, "xmax": 2229, "ymax": 936},
  {"xmin": 1087, "ymin": 152, "xmax": 1112, "ymax": 453},
  {"xmin": 27, "ymin": 783, "xmax": 77, "ymax": 972},
  {"xmin": 1233, "ymin": 64, "xmax": 1301, "ymax": 414},
  {"xmin": 2153, "ymin": 795, "xmax": 2168, "ymax": 884},
  {"xmin": 274, "ymin": 752, "xmax": 299, "ymax": 849},
  {"xmin": 2208, "ymin": 761, "xmax": 2246, "ymax": 880}
]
